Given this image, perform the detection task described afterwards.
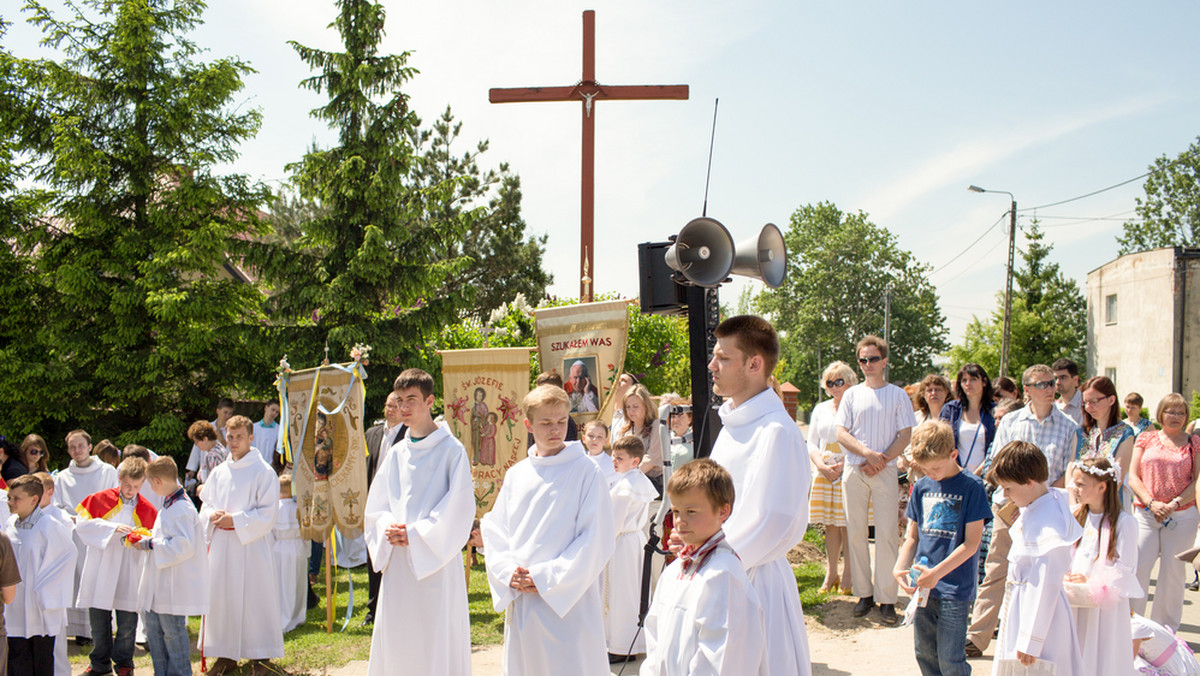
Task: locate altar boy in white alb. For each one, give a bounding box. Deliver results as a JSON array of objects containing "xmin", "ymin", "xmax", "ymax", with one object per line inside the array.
[
  {"xmin": 705, "ymin": 315, "xmax": 813, "ymax": 676},
  {"xmin": 604, "ymin": 435, "xmax": 658, "ymax": 662},
  {"xmin": 53, "ymin": 429, "xmax": 119, "ymax": 641},
  {"xmin": 200, "ymin": 415, "xmax": 282, "ymax": 676},
  {"xmin": 364, "ymin": 369, "xmax": 475, "ymax": 676},
  {"xmin": 482, "ymin": 385, "xmax": 617, "ymax": 676}
]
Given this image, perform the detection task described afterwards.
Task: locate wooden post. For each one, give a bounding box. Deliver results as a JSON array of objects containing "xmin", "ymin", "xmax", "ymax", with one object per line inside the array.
[{"xmin": 325, "ymin": 531, "xmax": 334, "ymax": 633}]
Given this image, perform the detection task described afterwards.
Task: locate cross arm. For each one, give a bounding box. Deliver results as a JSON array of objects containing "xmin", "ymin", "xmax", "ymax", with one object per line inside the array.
[{"xmin": 489, "ymin": 86, "xmax": 579, "ymax": 103}]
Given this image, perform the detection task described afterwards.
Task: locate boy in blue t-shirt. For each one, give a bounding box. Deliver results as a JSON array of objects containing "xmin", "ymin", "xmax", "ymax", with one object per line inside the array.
[{"xmin": 895, "ymin": 420, "xmax": 991, "ymax": 676}]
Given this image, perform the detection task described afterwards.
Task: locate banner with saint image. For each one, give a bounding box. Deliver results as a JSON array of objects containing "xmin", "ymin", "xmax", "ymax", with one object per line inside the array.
[
  {"xmin": 533, "ymin": 299, "xmax": 630, "ymax": 428},
  {"xmin": 280, "ymin": 361, "xmax": 370, "ymax": 541},
  {"xmin": 439, "ymin": 347, "xmax": 535, "ymax": 517}
]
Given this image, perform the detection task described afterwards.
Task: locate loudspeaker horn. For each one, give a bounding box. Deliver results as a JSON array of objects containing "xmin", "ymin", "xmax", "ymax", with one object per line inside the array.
[
  {"xmin": 731, "ymin": 222, "xmax": 787, "ymax": 288},
  {"xmin": 664, "ymin": 217, "xmax": 734, "ymax": 287}
]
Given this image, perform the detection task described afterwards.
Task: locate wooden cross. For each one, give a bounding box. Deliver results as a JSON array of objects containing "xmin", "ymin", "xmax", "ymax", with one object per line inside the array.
[{"xmin": 489, "ymin": 10, "xmax": 689, "ymax": 303}]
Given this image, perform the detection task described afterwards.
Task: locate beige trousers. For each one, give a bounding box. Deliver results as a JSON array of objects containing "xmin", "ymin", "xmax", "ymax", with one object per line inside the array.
[
  {"xmin": 842, "ymin": 463, "xmax": 899, "ymax": 604},
  {"xmin": 967, "ymin": 501, "xmax": 1011, "ymax": 651}
]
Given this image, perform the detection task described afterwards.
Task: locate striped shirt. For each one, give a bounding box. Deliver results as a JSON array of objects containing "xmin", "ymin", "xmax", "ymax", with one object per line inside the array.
[
  {"xmin": 835, "ymin": 383, "xmax": 917, "ymax": 467},
  {"xmin": 992, "ymin": 403, "xmax": 1079, "ymax": 485}
]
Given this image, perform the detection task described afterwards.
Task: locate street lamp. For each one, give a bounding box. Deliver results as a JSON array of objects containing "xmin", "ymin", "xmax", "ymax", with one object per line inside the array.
[{"xmin": 968, "ymin": 185, "xmax": 1017, "ymax": 379}]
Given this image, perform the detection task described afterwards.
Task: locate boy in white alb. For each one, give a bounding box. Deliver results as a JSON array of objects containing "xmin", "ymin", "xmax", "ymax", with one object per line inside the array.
[
  {"xmin": 482, "ymin": 385, "xmax": 616, "ymax": 676},
  {"xmin": 582, "ymin": 420, "xmax": 617, "ymax": 488},
  {"xmin": 641, "ymin": 459, "xmax": 764, "ymax": 675},
  {"xmin": 5, "ymin": 475, "xmax": 76, "ymax": 676},
  {"xmin": 703, "ymin": 315, "xmax": 812, "ymax": 675},
  {"xmin": 274, "ymin": 474, "xmax": 306, "ymax": 634},
  {"xmin": 604, "ymin": 435, "xmax": 658, "ymax": 663},
  {"xmin": 53, "ymin": 429, "xmax": 119, "ymax": 642},
  {"xmin": 836, "ymin": 334, "xmax": 918, "ymax": 624},
  {"xmin": 136, "ymin": 456, "xmax": 209, "ymax": 676},
  {"xmin": 76, "ymin": 456, "xmax": 156, "ymax": 676},
  {"xmin": 199, "ymin": 415, "xmax": 282, "ymax": 676},
  {"xmin": 33, "ymin": 473, "xmax": 74, "ymax": 676},
  {"xmin": 364, "ymin": 369, "xmax": 475, "ymax": 676}
]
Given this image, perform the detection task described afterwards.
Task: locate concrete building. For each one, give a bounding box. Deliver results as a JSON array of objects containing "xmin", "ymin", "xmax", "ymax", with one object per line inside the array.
[{"xmin": 1086, "ymin": 246, "xmax": 1200, "ymax": 411}]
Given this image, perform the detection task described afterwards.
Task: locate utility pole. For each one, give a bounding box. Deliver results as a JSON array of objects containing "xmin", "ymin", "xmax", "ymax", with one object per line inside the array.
[
  {"xmin": 883, "ymin": 282, "xmax": 893, "ymax": 383},
  {"xmin": 1000, "ymin": 200, "xmax": 1016, "ymax": 379}
]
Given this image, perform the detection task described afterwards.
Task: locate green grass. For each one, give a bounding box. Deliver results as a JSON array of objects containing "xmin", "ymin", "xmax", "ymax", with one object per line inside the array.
[
  {"xmin": 69, "ymin": 559, "xmax": 503, "ymax": 675},
  {"xmin": 796, "ymin": 526, "xmax": 832, "ymax": 617}
]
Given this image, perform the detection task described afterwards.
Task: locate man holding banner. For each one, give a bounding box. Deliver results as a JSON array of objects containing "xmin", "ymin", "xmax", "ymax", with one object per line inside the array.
[{"xmin": 364, "ymin": 369, "xmax": 474, "ymax": 676}]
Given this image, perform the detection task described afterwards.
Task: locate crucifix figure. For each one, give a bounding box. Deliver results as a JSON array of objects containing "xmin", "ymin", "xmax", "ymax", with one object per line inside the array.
[{"xmin": 489, "ymin": 10, "xmax": 689, "ymax": 302}]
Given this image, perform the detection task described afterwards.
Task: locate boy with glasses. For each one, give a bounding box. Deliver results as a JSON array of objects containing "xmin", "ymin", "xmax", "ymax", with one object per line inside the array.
[
  {"xmin": 836, "ymin": 335, "xmax": 918, "ymax": 625},
  {"xmin": 965, "ymin": 363, "xmax": 1079, "ymax": 658}
]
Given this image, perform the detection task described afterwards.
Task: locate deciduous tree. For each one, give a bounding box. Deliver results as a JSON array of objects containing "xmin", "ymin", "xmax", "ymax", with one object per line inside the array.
[{"xmin": 1117, "ymin": 136, "xmax": 1200, "ymax": 255}]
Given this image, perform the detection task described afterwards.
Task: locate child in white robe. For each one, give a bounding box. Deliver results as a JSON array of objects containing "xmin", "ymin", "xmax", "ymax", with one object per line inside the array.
[
  {"xmin": 989, "ymin": 440, "xmax": 1085, "ymax": 674},
  {"xmin": 5, "ymin": 475, "xmax": 76, "ymax": 676},
  {"xmin": 75, "ymin": 457, "xmax": 156, "ymax": 676},
  {"xmin": 482, "ymin": 385, "xmax": 616, "ymax": 676},
  {"xmin": 1065, "ymin": 458, "xmax": 1142, "ymax": 676},
  {"xmin": 134, "ymin": 456, "xmax": 208, "ymax": 676},
  {"xmin": 604, "ymin": 435, "xmax": 658, "ymax": 662},
  {"xmin": 1132, "ymin": 613, "xmax": 1200, "ymax": 676},
  {"xmin": 583, "ymin": 420, "xmax": 617, "ymax": 488},
  {"xmin": 199, "ymin": 415, "xmax": 282, "ymax": 676},
  {"xmin": 275, "ymin": 474, "xmax": 307, "ymax": 634},
  {"xmin": 641, "ymin": 459, "xmax": 764, "ymax": 676},
  {"xmin": 364, "ymin": 368, "xmax": 475, "ymax": 676},
  {"xmin": 33, "ymin": 473, "xmax": 75, "ymax": 676},
  {"xmin": 54, "ymin": 429, "xmax": 119, "ymax": 641}
]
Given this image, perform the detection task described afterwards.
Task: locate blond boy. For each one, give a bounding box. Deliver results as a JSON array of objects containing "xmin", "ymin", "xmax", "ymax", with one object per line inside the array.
[
  {"xmin": 642, "ymin": 459, "xmax": 764, "ymax": 675},
  {"xmin": 894, "ymin": 421, "xmax": 990, "ymax": 676},
  {"xmin": 604, "ymin": 436, "xmax": 657, "ymax": 662},
  {"xmin": 482, "ymin": 384, "xmax": 616, "ymax": 676},
  {"xmin": 76, "ymin": 456, "xmax": 155, "ymax": 676}
]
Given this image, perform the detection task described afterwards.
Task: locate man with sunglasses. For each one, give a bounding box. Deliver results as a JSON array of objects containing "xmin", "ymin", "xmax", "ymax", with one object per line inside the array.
[
  {"xmin": 835, "ymin": 335, "xmax": 918, "ymax": 626},
  {"xmin": 965, "ymin": 363, "xmax": 1080, "ymax": 658}
]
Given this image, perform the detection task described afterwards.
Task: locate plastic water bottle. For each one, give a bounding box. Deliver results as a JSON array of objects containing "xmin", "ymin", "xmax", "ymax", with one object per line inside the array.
[{"xmin": 911, "ymin": 556, "xmax": 931, "ymax": 607}]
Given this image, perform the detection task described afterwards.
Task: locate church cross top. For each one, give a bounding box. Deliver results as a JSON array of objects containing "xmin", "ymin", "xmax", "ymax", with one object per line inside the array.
[{"xmin": 489, "ymin": 10, "xmax": 689, "ymax": 302}]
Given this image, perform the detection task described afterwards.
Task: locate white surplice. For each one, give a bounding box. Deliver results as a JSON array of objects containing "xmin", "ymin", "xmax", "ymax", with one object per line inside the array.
[
  {"xmin": 42, "ymin": 505, "xmax": 75, "ymax": 676},
  {"xmin": 5, "ymin": 507, "xmax": 77, "ymax": 638},
  {"xmin": 1069, "ymin": 510, "xmax": 1142, "ymax": 676},
  {"xmin": 364, "ymin": 423, "xmax": 475, "ymax": 676},
  {"xmin": 75, "ymin": 496, "xmax": 152, "ymax": 612},
  {"xmin": 604, "ymin": 469, "xmax": 657, "ymax": 654},
  {"xmin": 53, "ymin": 457, "xmax": 118, "ymax": 638},
  {"xmin": 709, "ymin": 388, "xmax": 811, "ymax": 676},
  {"xmin": 996, "ymin": 488, "xmax": 1084, "ymax": 674},
  {"xmin": 274, "ymin": 496, "xmax": 307, "ymax": 634},
  {"xmin": 199, "ymin": 451, "xmax": 283, "ymax": 660},
  {"xmin": 482, "ymin": 441, "xmax": 616, "ymax": 676},
  {"xmin": 588, "ymin": 451, "xmax": 618, "ymax": 488},
  {"xmin": 640, "ymin": 537, "xmax": 765, "ymax": 676},
  {"xmin": 139, "ymin": 489, "xmax": 209, "ymax": 617}
]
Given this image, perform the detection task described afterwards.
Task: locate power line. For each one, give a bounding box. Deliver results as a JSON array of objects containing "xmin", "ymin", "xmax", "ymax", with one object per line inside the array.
[
  {"xmin": 938, "ymin": 236, "xmax": 1006, "ymax": 286},
  {"xmin": 1018, "ymin": 173, "xmax": 1148, "ymax": 211},
  {"xmin": 932, "ymin": 212, "xmax": 1007, "ymax": 274}
]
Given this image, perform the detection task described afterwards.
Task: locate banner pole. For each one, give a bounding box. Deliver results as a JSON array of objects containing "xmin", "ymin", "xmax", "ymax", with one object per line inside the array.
[{"xmin": 325, "ymin": 531, "xmax": 333, "ymax": 633}]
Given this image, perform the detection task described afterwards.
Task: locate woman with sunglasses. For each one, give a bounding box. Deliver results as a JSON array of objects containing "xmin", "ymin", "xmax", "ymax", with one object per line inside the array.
[
  {"xmin": 938, "ymin": 364, "xmax": 996, "ymax": 475},
  {"xmin": 807, "ymin": 361, "xmax": 858, "ymax": 594}
]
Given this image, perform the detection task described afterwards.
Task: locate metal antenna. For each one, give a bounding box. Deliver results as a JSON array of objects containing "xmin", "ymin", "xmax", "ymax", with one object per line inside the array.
[{"xmin": 702, "ymin": 98, "xmax": 719, "ymax": 217}]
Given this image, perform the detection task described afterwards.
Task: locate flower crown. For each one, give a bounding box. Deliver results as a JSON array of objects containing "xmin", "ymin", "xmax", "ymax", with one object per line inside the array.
[{"xmin": 1073, "ymin": 460, "xmax": 1118, "ymax": 481}]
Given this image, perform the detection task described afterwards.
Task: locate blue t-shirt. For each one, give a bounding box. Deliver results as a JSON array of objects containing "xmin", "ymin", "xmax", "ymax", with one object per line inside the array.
[{"xmin": 906, "ymin": 470, "xmax": 992, "ymax": 601}]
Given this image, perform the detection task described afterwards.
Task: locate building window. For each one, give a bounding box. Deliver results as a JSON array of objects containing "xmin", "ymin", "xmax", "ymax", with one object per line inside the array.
[
  {"xmin": 1105, "ymin": 367, "xmax": 1117, "ymax": 384},
  {"xmin": 1105, "ymin": 294, "xmax": 1118, "ymax": 325}
]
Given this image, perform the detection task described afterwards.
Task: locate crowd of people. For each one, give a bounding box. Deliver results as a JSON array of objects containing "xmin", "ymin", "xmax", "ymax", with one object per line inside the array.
[
  {"xmin": 809, "ymin": 345, "xmax": 1200, "ymax": 676},
  {"xmin": 2, "ymin": 313, "xmax": 1199, "ymax": 676}
]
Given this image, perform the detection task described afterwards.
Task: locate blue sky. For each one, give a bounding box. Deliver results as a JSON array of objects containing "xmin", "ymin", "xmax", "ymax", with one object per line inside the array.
[{"xmin": 8, "ymin": 1, "xmax": 1200, "ymax": 347}]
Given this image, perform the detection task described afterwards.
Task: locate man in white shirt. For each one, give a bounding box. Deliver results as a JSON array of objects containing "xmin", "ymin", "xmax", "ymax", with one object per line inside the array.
[
  {"xmin": 835, "ymin": 335, "xmax": 917, "ymax": 626},
  {"xmin": 252, "ymin": 401, "xmax": 281, "ymax": 468},
  {"xmin": 362, "ymin": 390, "xmax": 406, "ymax": 625},
  {"xmin": 1052, "ymin": 358, "xmax": 1083, "ymax": 426}
]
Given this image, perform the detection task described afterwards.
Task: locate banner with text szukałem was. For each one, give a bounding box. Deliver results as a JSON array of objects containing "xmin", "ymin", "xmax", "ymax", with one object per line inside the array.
[
  {"xmin": 439, "ymin": 347, "xmax": 535, "ymax": 518},
  {"xmin": 281, "ymin": 362, "xmax": 369, "ymax": 541},
  {"xmin": 533, "ymin": 299, "xmax": 630, "ymax": 429}
]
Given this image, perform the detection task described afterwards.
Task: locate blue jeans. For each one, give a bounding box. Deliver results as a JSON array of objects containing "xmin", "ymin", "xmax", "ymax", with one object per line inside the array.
[
  {"xmin": 143, "ymin": 610, "xmax": 191, "ymax": 676},
  {"xmin": 88, "ymin": 607, "xmax": 138, "ymax": 673},
  {"xmin": 913, "ymin": 596, "xmax": 972, "ymax": 676}
]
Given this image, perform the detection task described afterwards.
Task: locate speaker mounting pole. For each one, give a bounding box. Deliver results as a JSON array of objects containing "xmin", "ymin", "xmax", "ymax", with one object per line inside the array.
[{"xmin": 687, "ymin": 285, "xmax": 723, "ymax": 458}]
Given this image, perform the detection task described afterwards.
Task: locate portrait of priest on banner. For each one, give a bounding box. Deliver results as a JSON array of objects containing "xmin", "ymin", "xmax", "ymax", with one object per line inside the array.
[{"xmin": 565, "ymin": 357, "xmax": 601, "ymax": 414}]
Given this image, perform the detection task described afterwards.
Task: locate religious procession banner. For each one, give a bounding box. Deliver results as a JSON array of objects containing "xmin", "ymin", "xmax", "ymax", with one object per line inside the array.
[
  {"xmin": 439, "ymin": 347, "xmax": 535, "ymax": 518},
  {"xmin": 278, "ymin": 357, "xmax": 370, "ymax": 541},
  {"xmin": 533, "ymin": 299, "xmax": 630, "ymax": 428}
]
